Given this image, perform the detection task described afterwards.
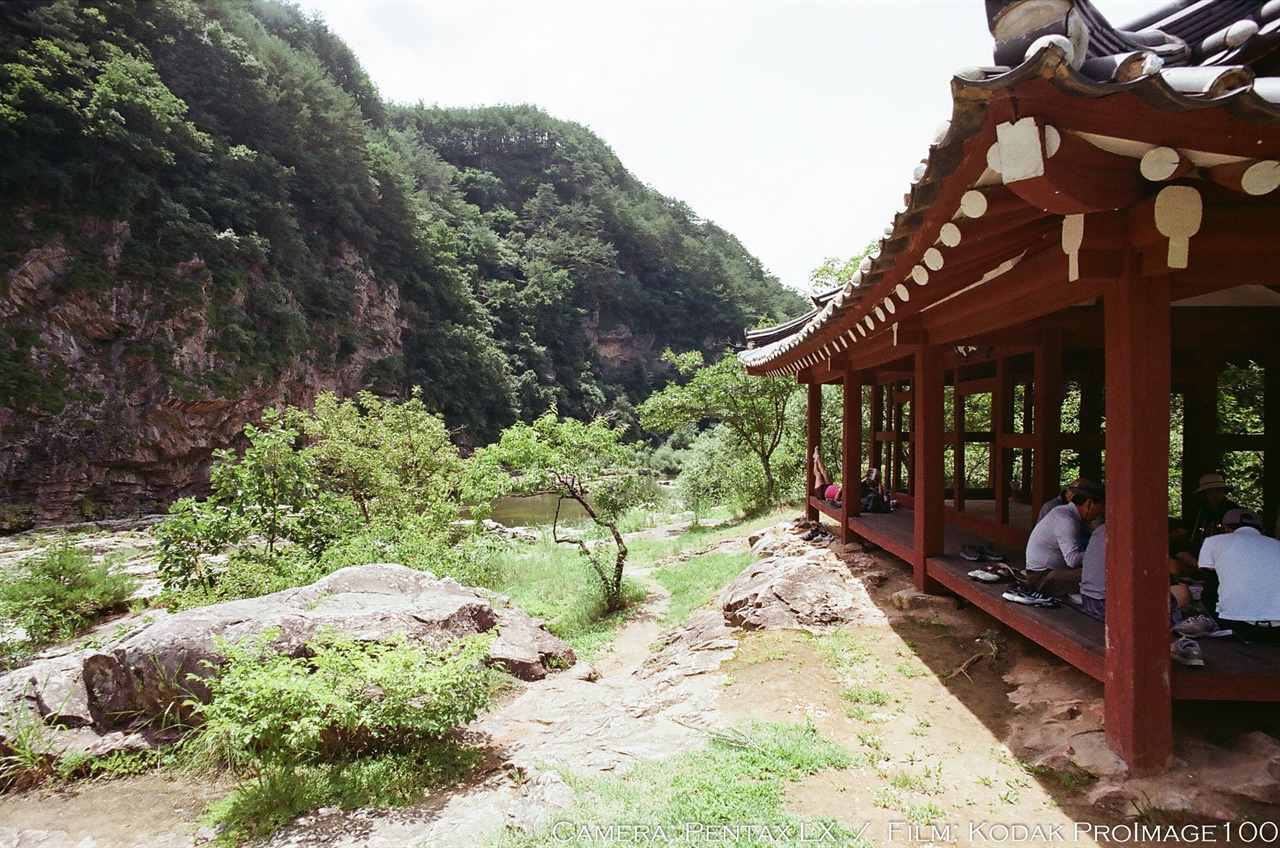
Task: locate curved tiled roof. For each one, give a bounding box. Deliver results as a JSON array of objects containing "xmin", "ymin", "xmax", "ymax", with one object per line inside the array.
[{"xmin": 741, "ymin": 0, "xmax": 1280, "ymax": 376}]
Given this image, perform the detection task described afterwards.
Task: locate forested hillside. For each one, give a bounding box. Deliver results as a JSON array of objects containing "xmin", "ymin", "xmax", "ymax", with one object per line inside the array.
[{"xmin": 0, "ymin": 0, "xmax": 803, "ymax": 527}]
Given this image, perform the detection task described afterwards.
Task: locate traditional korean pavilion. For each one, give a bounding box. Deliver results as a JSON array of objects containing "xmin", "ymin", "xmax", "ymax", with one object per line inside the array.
[{"xmin": 740, "ymin": 0, "xmax": 1280, "ymax": 773}]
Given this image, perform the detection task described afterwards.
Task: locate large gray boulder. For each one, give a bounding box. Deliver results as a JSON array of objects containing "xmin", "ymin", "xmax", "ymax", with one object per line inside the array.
[
  {"xmin": 722, "ymin": 524, "xmax": 887, "ymax": 630},
  {"xmin": 0, "ymin": 563, "xmax": 574, "ymax": 758}
]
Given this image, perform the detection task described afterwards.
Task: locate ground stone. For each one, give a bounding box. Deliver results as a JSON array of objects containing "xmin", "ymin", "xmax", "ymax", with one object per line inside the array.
[{"xmin": 890, "ymin": 588, "xmax": 960, "ymax": 611}]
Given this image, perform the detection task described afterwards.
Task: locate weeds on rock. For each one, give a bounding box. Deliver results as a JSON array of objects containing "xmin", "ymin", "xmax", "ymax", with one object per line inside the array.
[
  {"xmin": 0, "ymin": 706, "xmax": 56, "ymax": 792},
  {"xmin": 0, "ymin": 538, "xmax": 137, "ymax": 665},
  {"xmin": 181, "ymin": 628, "xmax": 493, "ymax": 845}
]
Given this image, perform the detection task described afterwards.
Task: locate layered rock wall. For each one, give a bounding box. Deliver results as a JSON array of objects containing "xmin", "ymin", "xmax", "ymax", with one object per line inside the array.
[{"xmin": 1, "ymin": 221, "xmax": 404, "ymax": 528}]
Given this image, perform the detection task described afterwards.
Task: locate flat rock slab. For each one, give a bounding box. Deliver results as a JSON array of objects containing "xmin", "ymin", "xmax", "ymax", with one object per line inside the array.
[{"xmin": 0, "ymin": 563, "xmax": 574, "ymax": 761}]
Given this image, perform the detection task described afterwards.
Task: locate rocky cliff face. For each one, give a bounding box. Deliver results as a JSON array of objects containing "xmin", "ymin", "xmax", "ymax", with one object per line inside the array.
[{"xmin": 0, "ymin": 219, "xmax": 404, "ymax": 529}]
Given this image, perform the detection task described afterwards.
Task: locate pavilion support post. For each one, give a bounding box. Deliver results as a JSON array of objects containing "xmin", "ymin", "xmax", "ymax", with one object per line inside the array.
[
  {"xmin": 1182, "ymin": 363, "xmax": 1217, "ymax": 512},
  {"xmin": 1103, "ymin": 266, "xmax": 1173, "ymax": 775},
  {"xmin": 1080, "ymin": 367, "xmax": 1106, "ymax": 484},
  {"xmin": 995, "ymin": 356, "xmax": 1012, "ymax": 525},
  {"xmin": 952, "ymin": 379, "xmax": 966, "ymax": 510},
  {"xmin": 843, "ymin": 370, "xmax": 863, "ymax": 540},
  {"xmin": 914, "ymin": 340, "xmax": 946, "ymax": 593},
  {"xmin": 1266, "ymin": 354, "xmax": 1280, "ymax": 535},
  {"xmin": 806, "ymin": 383, "xmax": 821, "ymax": 522},
  {"xmin": 1034, "ymin": 332, "xmax": 1064, "ymax": 511},
  {"xmin": 870, "ymin": 383, "xmax": 885, "ymax": 476}
]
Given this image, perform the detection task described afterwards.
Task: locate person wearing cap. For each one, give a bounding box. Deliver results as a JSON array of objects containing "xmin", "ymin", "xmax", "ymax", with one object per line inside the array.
[
  {"xmin": 1036, "ymin": 478, "xmax": 1083, "ymax": 525},
  {"xmin": 1024, "ymin": 480, "xmax": 1105, "ymax": 597},
  {"xmin": 1196, "ymin": 508, "xmax": 1280, "ymax": 644},
  {"xmin": 1182, "ymin": 472, "xmax": 1241, "ymax": 556}
]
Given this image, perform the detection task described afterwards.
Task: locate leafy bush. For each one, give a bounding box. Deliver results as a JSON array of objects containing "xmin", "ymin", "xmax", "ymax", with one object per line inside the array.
[
  {"xmin": 156, "ymin": 411, "xmax": 354, "ymax": 594},
  {"xmin": 293, "ymin": 390, "xmax": 466, "ymax": 532},
  {"xmin": 0, "ymin": 540, "xmax": 137, "ymax": 650},
  {"xmin": 317, "ymin": 519, "xmax": 505, "ymax": 589},
  {"xmin": 187, "ymin": 628, "xmax": 492, "ymax": 844},
  {"xmin": 675, "ymin": 424, "xmax": 802, "ymax": 519}
]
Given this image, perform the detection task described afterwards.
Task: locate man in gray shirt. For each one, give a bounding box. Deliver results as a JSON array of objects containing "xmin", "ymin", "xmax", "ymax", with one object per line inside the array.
[
  {"xmin": 1079, "ymin": 515, "xmax": 1193, "ymax": 624},
  {"xmin": 1024, "ymin": 480, "xmax": 1104, "ymax": 597}
]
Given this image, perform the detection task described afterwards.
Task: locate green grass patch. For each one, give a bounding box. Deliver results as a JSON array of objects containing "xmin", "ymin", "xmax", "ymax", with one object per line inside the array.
[
  {"xmin": 493, "ymin": 539, "xmax": 646, "ymax": 661},
  {"xmin": 654, "ymin": 550, "xmax": 752, "ymax": 629},
  {"xmin": 811, "ymin": 627, "xmax": 874, "ymax": 669},
  {"xmin": 840, "ymin": 685, "xmax": 891, "ymax": 707},
  {"xmin": 495, "ymin": 719, "xmax": 865, "ymax": 847}
]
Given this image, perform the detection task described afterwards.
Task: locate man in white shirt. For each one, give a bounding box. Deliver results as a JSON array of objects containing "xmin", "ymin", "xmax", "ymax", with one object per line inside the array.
[
  {"xmin": 1198, "ymin": 508, "xmax": 1280, "ymax": 644},
  {"xmin": 1024, "ymin": 481, "xmax": 1104, "ymax": 597}
]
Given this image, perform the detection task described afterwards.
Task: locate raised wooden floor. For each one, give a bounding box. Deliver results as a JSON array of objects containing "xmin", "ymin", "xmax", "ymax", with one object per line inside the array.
[{"xmin": 818, "ymin": 502, "xmax": 1280, "ymax": 702}]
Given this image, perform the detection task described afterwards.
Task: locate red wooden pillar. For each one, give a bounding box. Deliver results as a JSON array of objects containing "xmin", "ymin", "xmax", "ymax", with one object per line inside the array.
[
  {"xmin": 1080, "ymin": 366, "xmax": 1106, "ymax": 484},
  {"xmin": 806, "ymin": 383, "xmax": 821, "ymax": 522},
  {"xmin": 870, "ymin": 382, "xmax": 884, "ymax": 475},
  {"xmin": 1033, "ymin": 332, "xmax": 1064, "ymax": 512},
  {"xmin": 952, "ymin": 380, "xmax": 966, "ymax": 511},
  {"xmin": 1104, "ymin": 266, "xmax": 1173, "ymax": 774},
  {"xmin": 995, "ymin": 356, "xmax": 1012, "ymax": 525},
  {"xmin": 914, "ymin": 340, "xmax": 946, "ymax": 593},
  {"xmin": 842, "ymin": 369, "xmax": 863, "ymax": 541}
]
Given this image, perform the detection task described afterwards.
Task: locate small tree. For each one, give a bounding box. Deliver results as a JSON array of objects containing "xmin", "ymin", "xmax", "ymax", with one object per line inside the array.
[
  {"xmin": 468, "ymin": 410, "xmax": 640, "ymax": 612},
  {"xmin": 156, "ymin": 410, "xmax": 349, "ymax": 592},
  {"xmin": 639, "ymin": 349, "xmax": 797, "ymax": 509},
  {"xmin": 293, "ymin": 389, "xmax": 465, "ymax": 532}
]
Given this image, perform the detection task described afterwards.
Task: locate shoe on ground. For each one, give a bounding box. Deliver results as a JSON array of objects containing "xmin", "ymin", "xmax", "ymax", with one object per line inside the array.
[
  {"xmin": 960, "ymin": 545, "xmax": 982, "ymax": 562},
  {"xmin": 978, "ymin": 545, "xmax": 1006, "ymax": 562},
  {"xmin": 1172, "ymin": 614, "xmax": 1219, "ymax": 638},
  {"xmin": 1002, "ymin": 584, "xmax": 1059, "ymax": 608},
  {"xmin": 969, "ymin": 569, "xmax": 1002, "ymax": 583},
  {"xmin": 1170, "ymin": 635, "xmax": 1205, "ymax": 666}
]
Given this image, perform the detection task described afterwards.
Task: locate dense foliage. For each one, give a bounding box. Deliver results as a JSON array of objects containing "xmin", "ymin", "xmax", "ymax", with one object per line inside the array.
[
  {"xmin": 154, "ymin": 394, "xmax": 494, "ymax": 607},
  {"xmin": 0, "ymin": 0, "xmax": 804, "ymax": 458},
  {"xmin": 640, "ymin": 349, "xmax": 799, "ymax": 510}
]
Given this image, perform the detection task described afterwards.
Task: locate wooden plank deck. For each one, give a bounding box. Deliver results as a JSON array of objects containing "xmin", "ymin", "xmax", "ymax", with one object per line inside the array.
[{"xmin": 833, "ymin": 505, "xmax": 1280, "ymax": 701}]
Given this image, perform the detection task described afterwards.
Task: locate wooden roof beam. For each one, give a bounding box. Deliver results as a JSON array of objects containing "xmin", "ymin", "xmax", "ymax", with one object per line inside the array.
[
  {"xmin": 922, "ymin": 244, "xmax": 1112, "ymax": 346},
  {"xmin": 990, "ymin": 117, "xmax": 1145, "ymax": 215}
]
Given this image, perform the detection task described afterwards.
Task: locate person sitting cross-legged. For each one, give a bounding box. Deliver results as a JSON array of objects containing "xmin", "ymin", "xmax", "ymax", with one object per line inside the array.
[
  {"xmin": 1197, "ymin": 508, "xmax": 1280, "ymax": 645},
  {"xmin": 1023, "ymin": 480, "xmax": 1105, "ymax": 598},
  {"xmin": 1079, "ymin": 516, "xmax": 1194, "ymax": 623}
]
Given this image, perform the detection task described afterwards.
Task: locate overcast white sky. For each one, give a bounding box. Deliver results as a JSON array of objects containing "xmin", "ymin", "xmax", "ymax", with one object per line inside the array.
[{"xmin": 292, "ymin": 0, "xmax": 1151, "ymax": 293}]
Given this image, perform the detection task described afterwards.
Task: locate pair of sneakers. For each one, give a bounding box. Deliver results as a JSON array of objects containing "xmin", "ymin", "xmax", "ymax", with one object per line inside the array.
[
  {"xmin": 1001, "ymin": 582, "xmax": 1059, "ymax": 608},
  {"xmin": 1172, "ymin": 614, "xmax": 1220, "ymax": 638},
  {"xmin": 960, "ymin": 544, "xmax": 1005, "ymax": 563},
  {"xmin": 1170, "ymin": 635, "xmax": 1205, "ymax": 666}
]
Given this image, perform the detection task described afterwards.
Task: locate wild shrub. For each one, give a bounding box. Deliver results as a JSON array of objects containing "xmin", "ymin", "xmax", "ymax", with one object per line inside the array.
[
  {"xmin": 0, "ymin": 540, "xmax": 137, "ymax": 649},
  {"xmin": 317, "ymin": 518, "xmax": 505, "ymax": 589},
  {"xmin": 155, "ymin": 411, "xmax": 353, "ymax": 594},
  {"xmin": 187, "ymin": 628, "xmax": 492, "ymax": 844}
]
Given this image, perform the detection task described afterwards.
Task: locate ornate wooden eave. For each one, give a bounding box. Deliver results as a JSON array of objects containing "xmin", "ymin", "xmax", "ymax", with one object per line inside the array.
[{"xmin": 741, "ymin": 36, "xmax": 1280, "ymax": 381}]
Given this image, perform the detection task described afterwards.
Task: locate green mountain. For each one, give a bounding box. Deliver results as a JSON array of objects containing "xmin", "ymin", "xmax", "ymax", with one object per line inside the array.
[{"xmin": 0, "ymin": 0, "xmax": 803, "ymax": 527}]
